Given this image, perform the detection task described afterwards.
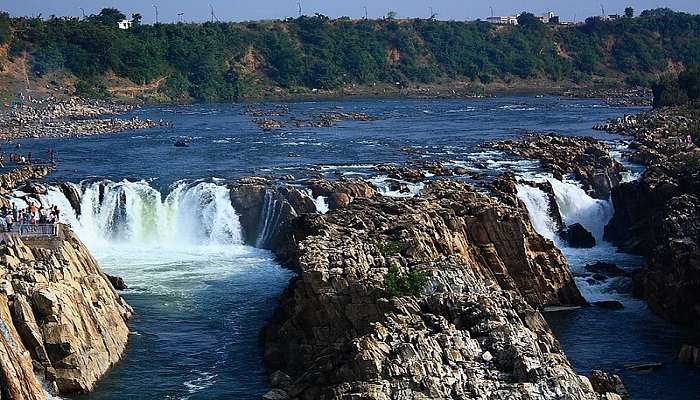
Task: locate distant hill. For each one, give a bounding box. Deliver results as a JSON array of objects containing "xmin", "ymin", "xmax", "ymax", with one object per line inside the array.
[{"xmin": 0, "ymin": 8, "xmax": 699, "ymax": 102}]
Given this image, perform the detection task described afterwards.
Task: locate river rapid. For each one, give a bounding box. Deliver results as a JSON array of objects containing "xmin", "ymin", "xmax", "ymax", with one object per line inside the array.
[{"xmin": 13, "ymin": 97, "xmax": 700, "ymax": 399}]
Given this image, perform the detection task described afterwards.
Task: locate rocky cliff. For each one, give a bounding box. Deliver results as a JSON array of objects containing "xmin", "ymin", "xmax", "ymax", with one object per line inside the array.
[
  {"xmin": 601, "ymin": 106, "xmax": 700, "ymax": 327},
  {"xmin": 243, "ymin": 178, "xmax": 623, "ymax": 400},
  {"xmin": 0, "ymin": 225, "xmax": 132, "ymax": 398}
]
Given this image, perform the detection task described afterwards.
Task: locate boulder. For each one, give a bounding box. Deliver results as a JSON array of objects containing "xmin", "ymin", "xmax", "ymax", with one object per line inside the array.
[
  {"xmin": 327, "ymin": 192, "xmax": 351, "ymax": 209},
  {"xmin": 59, "ymin": 182, "xmax": 82, "ymax": 215},
  {"xmin": 585, "ymin": 262, "xmax": 630, "ymax": 278},
  {"xmin": 261, "ymin": 179, "xmax": 594, "ymax": 399},
  {"xmin": 590, "ymin": 370, "xmax": 629, "ymax": 399},
  {"xmin": 561, "ymin": 223, "xmax": 596, "ymax": 248},
  {"xmin": 106, "ymin": 274, "xmax": 128, "ymax": 291},
  {"xmin": 0, "ymin": 228, "xmax": 131, "ymax": 395}
]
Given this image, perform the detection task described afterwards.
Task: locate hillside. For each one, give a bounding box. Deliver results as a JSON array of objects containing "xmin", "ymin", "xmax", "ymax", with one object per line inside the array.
[{"xmin": 0, "ymin": 8, "xmax": 699, "ymax": 102}]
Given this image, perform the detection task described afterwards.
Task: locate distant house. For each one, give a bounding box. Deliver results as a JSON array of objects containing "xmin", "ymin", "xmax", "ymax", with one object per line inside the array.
[
  {"xmin": 486, "ymin": 15, "xmax": 519, "ymax": 25},
  {"xmin": 117, "ymin": 19, "xmax": 133, "ymax": 30},
  {"xmin": 538, "ymin": 11, "xmax": 559, "ymax": 24}
]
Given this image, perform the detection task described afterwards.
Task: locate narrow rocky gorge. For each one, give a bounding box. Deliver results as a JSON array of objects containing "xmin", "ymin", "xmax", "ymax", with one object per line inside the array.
[
  {"xmin": 231, "ymin": 177, "xmax": 625, "ymax": 400},
  {"xmin": 599, "ymin": 107, "xmax": 700, "ymax": 327}
]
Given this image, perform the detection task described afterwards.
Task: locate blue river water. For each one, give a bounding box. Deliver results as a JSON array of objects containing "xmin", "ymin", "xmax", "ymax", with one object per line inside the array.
[{"xmin": 14, "ymin": 97, "xmax": 699, "ymax": 399}]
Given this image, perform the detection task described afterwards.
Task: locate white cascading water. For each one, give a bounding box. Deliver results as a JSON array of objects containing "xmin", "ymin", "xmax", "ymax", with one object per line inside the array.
[
  {"xmin": 41, "ymin": 180, "xmax": 242, "ymax": 247},
  {"xmin": 303, "ymin": 189, "xmax": 329, "ymax": 214},
  {"xmin": 368, "ymin": 176, "xmax": 425, "ymax": 198},
  {"xmin": 516, "ymin": 176, "xmax": 642, "ymax": 302},
  {"xmin": 516, "ymin": 177, "xmax": 613, "ymax": 245},
  {"xmin": 255, "ymin": 190, "xmax": 282, "ymax": 248}
]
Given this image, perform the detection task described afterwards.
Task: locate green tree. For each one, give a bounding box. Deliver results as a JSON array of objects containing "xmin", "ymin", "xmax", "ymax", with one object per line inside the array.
[
  {"xmin": 92, "ymin": 8, "xmax": 126, "ymax": 27},
  {"xmin": 653, "ymin": 75, "xmax": 688, "ymax": 107},
  {"xmin": 0, "ymin": 12, "xmax": 10, "ymax": 44},
  {"xmin": 625, "ymin": 7, "xmax": 635, "ymax": 18},
  {"xmin": 678, "ymin": 64, "xmax": 700, "ymax": 100}
]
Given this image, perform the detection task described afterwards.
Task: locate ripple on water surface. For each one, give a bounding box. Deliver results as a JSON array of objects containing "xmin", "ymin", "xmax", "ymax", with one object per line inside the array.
[{"xmin": 75, "ymin": 243, "xmax": 292, "ymax": 400}]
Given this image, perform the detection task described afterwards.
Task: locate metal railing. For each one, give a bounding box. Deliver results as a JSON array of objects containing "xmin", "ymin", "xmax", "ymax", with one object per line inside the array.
[{"xmin": 1, "ymin": 223, "xmax": 58, "ymax": 237}]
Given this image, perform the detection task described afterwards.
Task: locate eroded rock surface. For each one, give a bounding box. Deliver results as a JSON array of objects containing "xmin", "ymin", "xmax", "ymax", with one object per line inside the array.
[
  {"xmin": 256, "ymin": 179, "xmax": 619, "ymax": 400},
  {"xmin": 601, "ymin": 106, "xmax": 700, "ymax": 327},
  {"xmin": 0, "ymin": 226, "xmax": 132, "ymax": 396}
]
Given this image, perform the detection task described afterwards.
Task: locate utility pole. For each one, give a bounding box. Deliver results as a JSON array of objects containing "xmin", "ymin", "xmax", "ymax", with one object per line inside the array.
[
  {"xmin": 210, "ymin": 4, "xmax": 219, "ymax": 22},
  {"xmin": 364, "ymin": 6, "xmax": 368, "ymax": 20},
  {"xmin": 178, "ymin": 12, "xmax": 184, "ymax": 23},
  {"xmin": 490, "ymin": 6, "xmax": 494, "ymax": 18},
  {"xmin": 297, "ymin": 1, "xmax": 302, "ymax": 17},
  {"xmin": 153, "ymin": 4, "xmax": 159, "ymax": 24},
  {"xmin": 601, "ymin": 5, "xmax": 605, "ymax": 17}
]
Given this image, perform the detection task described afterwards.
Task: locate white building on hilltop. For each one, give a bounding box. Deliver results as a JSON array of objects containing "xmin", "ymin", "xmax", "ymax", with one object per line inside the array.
[
  {"xmin": 117, "ymin": 19, "xmax": 133, "ymax": 30},
  {"xmin": 486, "ymin": 15, "xmax": 519, "ymax": 25}
]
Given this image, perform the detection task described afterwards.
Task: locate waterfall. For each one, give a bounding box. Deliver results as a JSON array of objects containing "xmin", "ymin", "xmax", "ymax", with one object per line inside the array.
[
  {"xmin": 516, "ymin": 176, "xmax": 643, "ymax": 302},
  {"xmin": 517, "ymin": 177, "xmax": 613, "ymax": 244},
  {"xmin": 255, "ymin": 190, "xmax": 282, "ymax": 248},
  {"xmin": 516, "ymin": 184, "xmax": 560, "ymax": 241},
  {"xmin": 303, "ymin": 188, "xmax": 329, "ymax": 214},
  {"xmin": 547, "ymin": 178, "xmax": 613, "ymax": 243},
  {"xmin": 37, "ymin": 180, "xmax": 242, "ymax": 247}
]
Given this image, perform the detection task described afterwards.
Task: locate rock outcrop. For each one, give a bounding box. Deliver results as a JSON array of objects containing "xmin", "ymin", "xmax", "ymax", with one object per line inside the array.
[
  {"xmin": 230, "ymin": 177, "xmax": 316, "ymax": 250},
  {"xmin": 490, "ymin": 134, "xmax": 623, "ymax": 199},
  {"xmin": 562, "ymin": 223, "xmax": 596, "ymax": 248},
  {"xmin": 601, "ymin": 106, "xmax": 700, "ymax": 327},
  {"xmin": 0, "ymin": 165, "xmax": 55, "ymax": 196},
  {"xmin": 0, "ymin": 226, "xmax": 132, "ymax": 397},
  {"xmin": 256, "ymin": 179, "xmax": 618, "ymax": 400}
]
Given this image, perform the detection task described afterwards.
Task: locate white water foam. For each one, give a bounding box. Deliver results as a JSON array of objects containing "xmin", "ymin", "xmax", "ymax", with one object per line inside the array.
[
  {"xmin": 369, "ymin": 176, "xmax": 424, "ymax": 198},
  {"xmin": 303, "ymin": 189, "xmax": 329, "ymax": 214},
  {"xmin": 42, "ymin": 180, "xmax": 241, "ymax": 247}
]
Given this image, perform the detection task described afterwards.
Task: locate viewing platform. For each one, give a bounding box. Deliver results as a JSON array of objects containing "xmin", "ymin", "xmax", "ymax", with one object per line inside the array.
[{"xmin": 0, "ymin": 223, "xmax": 60, "ymax": 239}]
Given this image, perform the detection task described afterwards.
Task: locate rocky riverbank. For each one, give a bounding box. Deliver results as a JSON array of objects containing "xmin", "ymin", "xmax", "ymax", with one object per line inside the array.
[
  {"xmin": 0, "ymin": 225, "xmax": 132, "ymax": 398},
  {"xmin": 0, "ymin": 97, "xmax": 159, "ymax": 139},
  {"xmin": 230, "ymin": 177, "xmax": 627, "ymax": 400},
  {"xmin": 597, "ymin": 106, "xmax": 700, "ymax": 327}
]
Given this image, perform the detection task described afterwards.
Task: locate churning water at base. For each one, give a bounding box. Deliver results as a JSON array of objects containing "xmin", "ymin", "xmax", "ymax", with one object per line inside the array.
[
  {"xmin": 33, "ymin": 180, "xmax": 293, "ymax": 399},
  {"xmin": 517, "ymin": 176, "xmax": 700, "ymax": 400}
]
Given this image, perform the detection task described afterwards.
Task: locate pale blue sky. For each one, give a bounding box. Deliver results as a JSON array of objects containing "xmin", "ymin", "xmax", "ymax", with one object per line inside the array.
[{"xmin": 1, "ymin": 0, "xmax": 698, "ymax": 24}]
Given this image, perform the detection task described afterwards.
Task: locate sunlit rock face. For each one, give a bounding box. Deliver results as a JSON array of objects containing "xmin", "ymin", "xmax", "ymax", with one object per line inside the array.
[{"xmin": 0, "ymin": 226, "xmax": 132, "ymax": 396}]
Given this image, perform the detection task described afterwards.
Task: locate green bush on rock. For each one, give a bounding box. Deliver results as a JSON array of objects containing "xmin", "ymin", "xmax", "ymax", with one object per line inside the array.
[{"xmin": 384, "ymin": 266, "xmax": 428, "ymax": 298}]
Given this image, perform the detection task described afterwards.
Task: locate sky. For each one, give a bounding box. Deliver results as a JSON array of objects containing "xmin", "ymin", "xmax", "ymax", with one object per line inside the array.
[{"xmin": 1, "ymin": 0, "xmax": 699, "ymax": 24}]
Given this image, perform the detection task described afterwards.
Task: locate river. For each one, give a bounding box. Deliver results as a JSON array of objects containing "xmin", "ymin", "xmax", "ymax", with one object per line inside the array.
[{"xmin": 13, "ymin": 97, "xmax": 700, "ymax": 399}]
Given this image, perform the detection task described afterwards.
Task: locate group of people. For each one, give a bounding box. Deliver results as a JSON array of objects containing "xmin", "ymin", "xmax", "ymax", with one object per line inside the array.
[
  {"xmin": 0, "ymin": 145, "xmax": 57, "ymax": 169},
  {"xmin": 0, "ymin": 202, "xmax": 61, "ymax": 232}
]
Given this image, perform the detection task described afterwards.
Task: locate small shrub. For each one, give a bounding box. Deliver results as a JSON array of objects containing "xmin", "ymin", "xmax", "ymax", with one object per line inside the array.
[
  {"xmin": 377, "ymin": 240, "xmax": 404, "ymax": 257},
  {"xmin": 384, "ymin": 266, "xmax": 427, "ymax": 298}
]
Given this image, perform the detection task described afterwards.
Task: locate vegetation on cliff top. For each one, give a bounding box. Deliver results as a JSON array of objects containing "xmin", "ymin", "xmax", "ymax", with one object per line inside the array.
[
  {"xmin": 2, "ymin": 8, "xmax": 700, "ymax": 101},
  {"xmin": 653, "ymin": 64, "xmax": 700, "ymax": 108}
]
